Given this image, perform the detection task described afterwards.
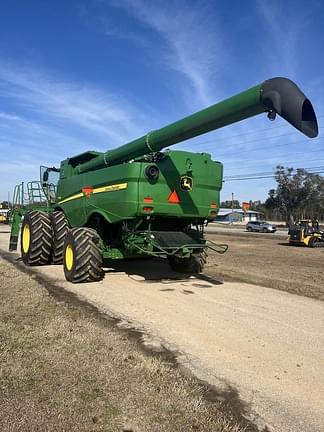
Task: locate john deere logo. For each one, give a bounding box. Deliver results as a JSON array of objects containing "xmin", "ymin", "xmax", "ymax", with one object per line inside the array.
[{"xmin": 180, "ymin": 176, "xmax": 193, "ymax": 191}]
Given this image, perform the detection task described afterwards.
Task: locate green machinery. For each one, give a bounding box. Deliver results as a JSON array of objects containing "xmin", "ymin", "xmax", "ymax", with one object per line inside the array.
[{"xmin": 9, "ymin": 77, "xmax": 318, "ymax": 282}]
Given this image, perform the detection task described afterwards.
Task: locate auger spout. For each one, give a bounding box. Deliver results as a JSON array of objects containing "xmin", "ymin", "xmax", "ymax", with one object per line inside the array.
[{"xmin": 77, "ymin": 77, "xmax": 318, "ymax": 174}]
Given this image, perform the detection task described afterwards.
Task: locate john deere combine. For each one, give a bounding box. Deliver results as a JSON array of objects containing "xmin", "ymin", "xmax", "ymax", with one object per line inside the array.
[{"xmin": 9, "ymin": 77, "xmax": 318, "ymax": 282}]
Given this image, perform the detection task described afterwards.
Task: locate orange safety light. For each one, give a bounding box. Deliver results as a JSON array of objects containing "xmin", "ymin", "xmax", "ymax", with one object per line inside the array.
[
  {"xmin": 143, "ymin": 196, "xmax": 153, "ymax": 203},
  {"xmin": 168, "ymin": 190, "xmax": 180, "ymax": 204},
  {"xmin": 210, "ymin": 202, "xmax": 217, "ymax": 208}
]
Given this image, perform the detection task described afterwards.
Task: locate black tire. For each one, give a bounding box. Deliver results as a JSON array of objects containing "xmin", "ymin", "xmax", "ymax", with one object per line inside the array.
[
  {"xmin": 21, "ymin": 210, "xmax": 52, "ymax": 266},
  {"xmin": 50, "ymin": 211, "xmax": 69, "ymax": 264},
  {"xmin": 263, "ymin": 228, "xmax": 268, "ymax": 233},
  {"xmin": 168, "ymin": 249, "xmax": 207, "ymax": 274},
  {"xmin": 63, "ymin": 227, "xmax": 104, "ymax": 283},
  {"xmin": 247, "ymin": 227, "xmax": 252, "ymax": 232},
  {"xmin": 308, "ymin": 236, "xmax": 322, "ymax": 248}
]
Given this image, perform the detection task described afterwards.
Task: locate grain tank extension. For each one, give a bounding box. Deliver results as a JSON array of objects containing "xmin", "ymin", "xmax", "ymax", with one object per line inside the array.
[{"xmin": 9, "ymin": 77, "xmax": 318, "ymax": 282}]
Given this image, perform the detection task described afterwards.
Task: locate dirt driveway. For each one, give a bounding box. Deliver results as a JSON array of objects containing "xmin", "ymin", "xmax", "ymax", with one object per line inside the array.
[
  {"xmin": 1, "ymin": 227, "xmax": 324, "ymax": 431},
  {"xmin": 206, "ymin": 232, "xmax": 324, "ymax": 301}
]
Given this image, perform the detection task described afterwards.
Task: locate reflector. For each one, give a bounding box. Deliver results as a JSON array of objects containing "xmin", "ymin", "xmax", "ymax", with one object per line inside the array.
[
  {"xmin": 143, "ymin": 206, "xmax": 153, "ymax": 212},
  {"xmin": 168, "ymin": 190, "xmax": 180, "ymax": 204},
  {"xmin": 82, "ymin": 186, "xmax": 93, "ymax": 198}
]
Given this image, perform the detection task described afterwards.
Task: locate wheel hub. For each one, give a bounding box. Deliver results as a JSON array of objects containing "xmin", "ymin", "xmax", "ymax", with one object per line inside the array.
[
  {"xmin": 65, "ymin": 244, "xmax": 74, "ymax": 271},
  {"xmin": 22, "ymin": 224, "xmax": 30, "ymax": 253}
]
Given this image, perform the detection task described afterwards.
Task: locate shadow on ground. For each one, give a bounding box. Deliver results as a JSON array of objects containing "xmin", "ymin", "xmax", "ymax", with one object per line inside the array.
[{"xmin": 103, "ymin": 258, "xmax": 223, "ymax": 286}]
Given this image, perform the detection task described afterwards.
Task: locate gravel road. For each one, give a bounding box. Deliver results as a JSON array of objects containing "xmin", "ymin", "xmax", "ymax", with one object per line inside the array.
[{"xmin": 1, "ymin": 226, "xmax": 323, "ymax": 432}]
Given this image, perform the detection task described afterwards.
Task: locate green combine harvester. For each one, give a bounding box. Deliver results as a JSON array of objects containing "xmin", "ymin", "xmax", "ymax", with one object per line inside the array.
[{"xmin": 9, "ymin": 77, "xmax": 318, "ymax": 282}]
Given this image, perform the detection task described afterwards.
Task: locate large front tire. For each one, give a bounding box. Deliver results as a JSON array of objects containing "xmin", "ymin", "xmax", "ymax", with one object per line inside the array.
[
  {"xmin": 50, "ymin": 211, "xmax": 69, "ymax": 264},
  {"xmin": 168, "ymin": 249, "xmax": 207, "ymax": 274},
  {"xmin": 21, "ymin": 211, "xmax": 52, "ymax": 266},
  {"xmin": 63, "ymin": 228, "xmax": 104, "ymax": 283}
]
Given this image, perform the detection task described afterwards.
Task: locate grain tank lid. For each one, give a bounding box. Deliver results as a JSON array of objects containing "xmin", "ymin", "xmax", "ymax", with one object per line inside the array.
[
  {"xmin": 260, "ymin": 77, "xmax": 318, "ymax": 138},
  {"xmin": 68, "ymin": 151, "xmax": 102, "ymax": 167}
]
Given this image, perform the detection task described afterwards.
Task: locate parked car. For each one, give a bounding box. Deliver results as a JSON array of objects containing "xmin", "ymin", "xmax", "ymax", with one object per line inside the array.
[{"xmin": 246, "ymin": 221, "xmax": 277, "ymax": 233}]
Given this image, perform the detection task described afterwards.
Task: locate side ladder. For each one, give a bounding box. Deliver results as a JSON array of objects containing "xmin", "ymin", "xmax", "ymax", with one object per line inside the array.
[
  {"xmin": 8, "ymin": 181, "xmax": 50, "ymax": 251},
  {"xmin": 9, "ymin": 183, "xmax": 25, "ymax": 251}
]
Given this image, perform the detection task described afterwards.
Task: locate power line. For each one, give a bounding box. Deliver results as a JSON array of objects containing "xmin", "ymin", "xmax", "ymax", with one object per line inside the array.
[
  {"xmin": 215, "ymin": 136, "xmax": 324, "ymax": 158},
  {"xmin": 225, "ymin": 155, "xmax": 324, "ymax": 172},
  {"xmin": 225, "ymin": 172, "xmax": 324, "ymax": 181},
  {"xmin": 183, "ymin": 114, "xmax": 324, "ymax": 148},
  {"xmin": 225, "ymin": 165, "xmax": 324, "ymax": 178},
  {"xmin": 224, "ymin": 169, "xmax": 324, "ymax": 182},
  {"xmin": 207, "ymin": 114, "xmax": 324, "ymax": 141},
  {"xmin": 205, "ymin": 130, "xmax": 323, "ymax": 152}
]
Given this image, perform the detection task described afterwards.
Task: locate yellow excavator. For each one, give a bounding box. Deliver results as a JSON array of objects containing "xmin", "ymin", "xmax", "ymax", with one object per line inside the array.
[{"xmin": 288, "ymin": 219, "xmax": 324, "ymax": 247}]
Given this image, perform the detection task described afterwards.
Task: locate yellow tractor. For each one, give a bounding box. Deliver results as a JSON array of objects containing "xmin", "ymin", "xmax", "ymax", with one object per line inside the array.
[
  {"xmin": 288, "ymin": 219, "xmax": 324, "ymax": 247},
  {"xmin": 0, "ymin": 210, "xmax": 9, "ymax": 224}
]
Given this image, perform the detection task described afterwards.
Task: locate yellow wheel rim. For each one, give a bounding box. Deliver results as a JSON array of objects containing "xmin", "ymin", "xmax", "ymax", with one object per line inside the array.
[
  {"xmin": 65, "ymin": 244, "xmax": 74, "ymax": 271},
  {"xmin": 22, "ymin": 224, "xmax": 30, "ymax": 254}
]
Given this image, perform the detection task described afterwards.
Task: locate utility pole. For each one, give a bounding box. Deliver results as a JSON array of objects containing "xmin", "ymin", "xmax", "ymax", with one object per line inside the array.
[{"xmin": 231, "ymin": 192, "xmax": 234, "ymax": 224}]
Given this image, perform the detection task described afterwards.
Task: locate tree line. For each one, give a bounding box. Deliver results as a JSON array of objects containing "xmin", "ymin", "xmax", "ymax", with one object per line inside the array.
[{"xmin": 222, "ymin": 166, "xmax": 324, "ymax": 223}]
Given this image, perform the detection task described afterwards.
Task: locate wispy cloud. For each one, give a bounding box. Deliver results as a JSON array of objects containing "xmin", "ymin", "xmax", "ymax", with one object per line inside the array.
[
  {"xmin": 0, "ymin": 63, "xmax": 144, "ymax": 144},
  {"xmin": 102, "ymin": 0, "xmax": 296, "ymax": 160},
  {"xmin": 0, "ymin": 1, "xmax": 319, "ymax": 203},
  {"xmin": 0, "ymin": 62, "xmax": 151, "ymax": 198},
  {"xmin": 0, "ymin": 112, "xmax": 23, "ymax": 121},
  {"xmin": 106, "ymin": 0, "xmax": 225, "ymax": 108},
  {"xmin": 256, "ymin": 1, "xmax": 307, "ymax": 78}
]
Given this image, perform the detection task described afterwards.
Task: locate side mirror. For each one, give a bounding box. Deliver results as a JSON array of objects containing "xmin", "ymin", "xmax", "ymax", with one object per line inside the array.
[{"xmin": 43, "ymin": 171, "xmax": 49, "ymax": 182}]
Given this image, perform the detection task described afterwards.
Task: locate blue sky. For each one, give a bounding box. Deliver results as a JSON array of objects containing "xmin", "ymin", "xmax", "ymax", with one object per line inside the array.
[{"xmin": 0, "ymin": 0, "xmax": 323, "ymax": 202}]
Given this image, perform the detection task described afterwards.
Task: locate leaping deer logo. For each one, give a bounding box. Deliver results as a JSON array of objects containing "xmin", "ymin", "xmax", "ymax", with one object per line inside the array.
[{"xmin": 180, "ymin": 176, "xmax": 193, "ymax": 191}]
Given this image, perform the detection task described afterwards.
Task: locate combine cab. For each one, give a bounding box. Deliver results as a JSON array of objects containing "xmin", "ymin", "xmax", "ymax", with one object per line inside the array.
[{"xmin": 288, "ymin": 220, "xmax": 324, "ymax": 248}]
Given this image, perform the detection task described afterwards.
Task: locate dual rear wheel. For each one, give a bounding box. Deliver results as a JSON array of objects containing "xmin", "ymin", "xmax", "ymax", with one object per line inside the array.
[
  {"xmin": 50, "ymin": 211, "xmax": 69, "ymax": 264},
  {"xmin": 21, "ymin": 211, "xmax": 52, "ymax": 265},
  {"xmin": 21, "ymin": 210, "xmax": 103, "ymax": 283},
  {"xmin": 168, "ymin": 249, "xmax": 207, "ymax": 273}
]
